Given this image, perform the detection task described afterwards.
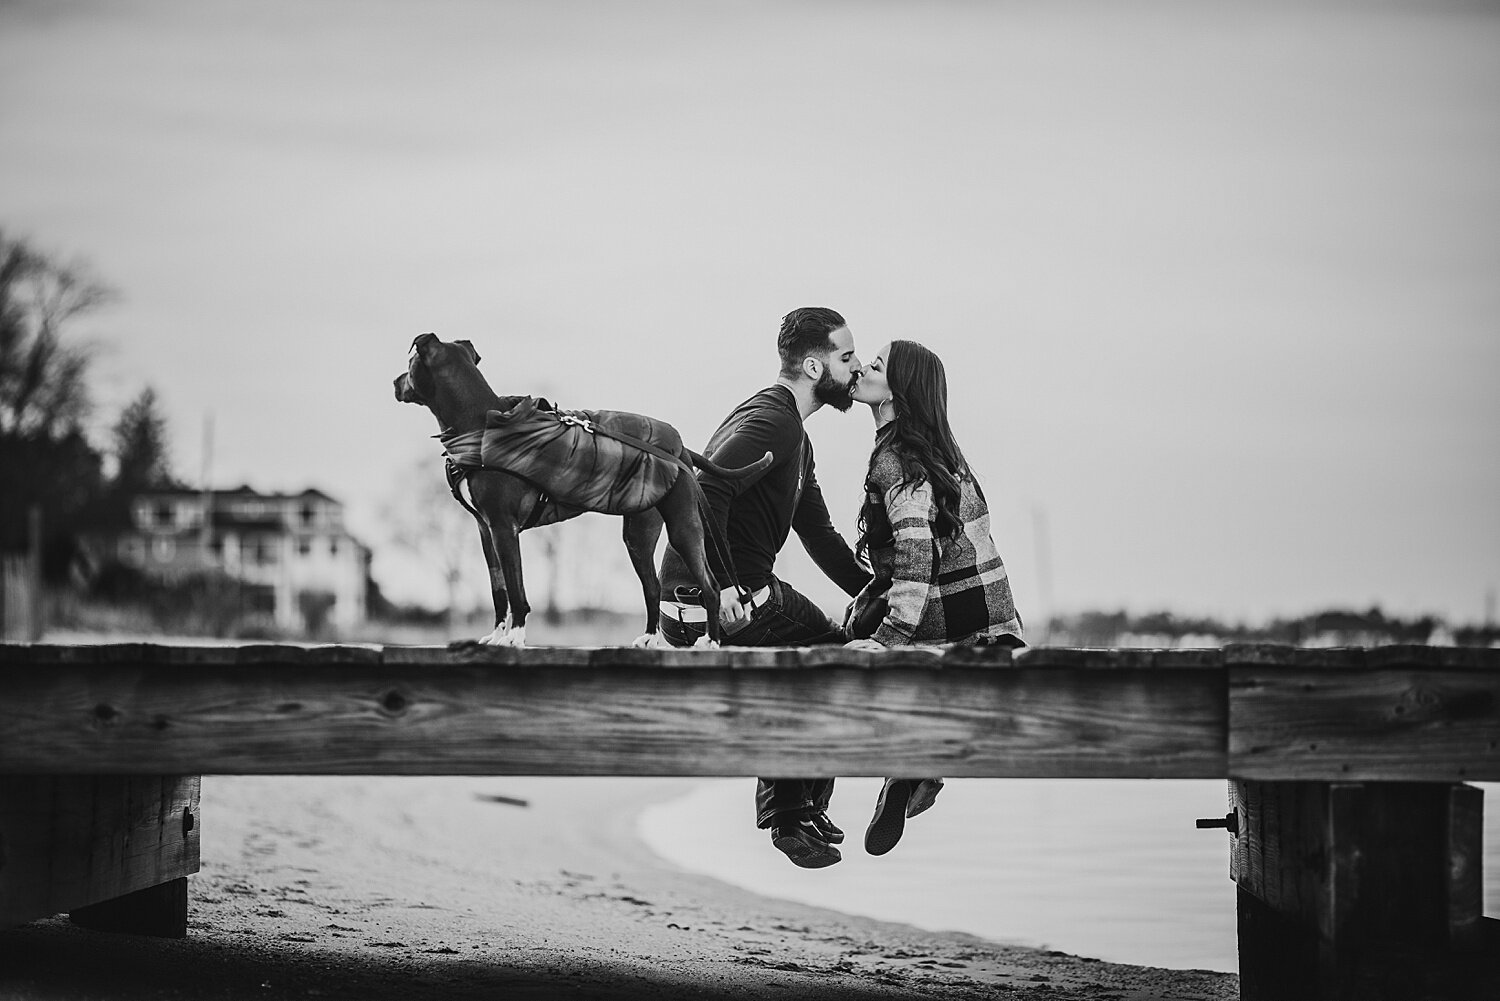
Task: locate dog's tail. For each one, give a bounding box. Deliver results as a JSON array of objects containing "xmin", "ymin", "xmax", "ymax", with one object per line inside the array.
[{"xmin": 688, "ymin": 449, "xmax": 773, "ymax": 480}]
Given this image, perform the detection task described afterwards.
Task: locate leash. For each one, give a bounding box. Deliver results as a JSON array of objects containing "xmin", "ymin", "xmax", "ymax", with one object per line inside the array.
[{"xmin": 554, "ymin": 413, "xmax": 751, "ymax": 605}]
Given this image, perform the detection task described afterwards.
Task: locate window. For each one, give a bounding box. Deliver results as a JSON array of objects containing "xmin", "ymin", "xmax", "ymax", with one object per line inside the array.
[
  {"xmin": 155, "ymin": 503, "xmax": 174, "ymax": 527},
  {"xmin": 153, "ymin": 538, "xmax": 176, "ymax": 562},
  {"xmin": 298, "ymin": 539, "xmax": 312, "ymax": 556},
  {"xmin": 300, "ymin": 503, "xmax": 317, "ymax": 526},
  {"xmin": 329, "ymin": 539, "xmax": 340, "ymax": 556}
]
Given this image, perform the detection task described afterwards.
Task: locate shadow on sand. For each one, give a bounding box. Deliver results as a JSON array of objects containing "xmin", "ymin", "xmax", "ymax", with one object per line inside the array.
[{"xmin": 0, "ymin": 918, "xmax": 948, "ymax": 1001}]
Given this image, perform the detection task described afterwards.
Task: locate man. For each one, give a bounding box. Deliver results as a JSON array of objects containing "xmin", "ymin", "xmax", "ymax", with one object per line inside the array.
[{"xmin": 658, "ymin": 306, "xmax": 871, "ymax": 869}]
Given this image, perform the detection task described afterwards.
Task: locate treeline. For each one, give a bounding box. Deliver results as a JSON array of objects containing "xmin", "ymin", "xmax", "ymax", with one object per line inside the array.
[
  {"xmin": 0, "ymin": 230, "xmax": 179, "ymax": 580},
  {"xmin": 1047, "ymin": 607, "xmax": 1498, "ymax": 648}
]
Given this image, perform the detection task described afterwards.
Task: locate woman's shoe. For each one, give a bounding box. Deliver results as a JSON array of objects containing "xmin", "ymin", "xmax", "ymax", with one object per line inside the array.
[
  {"xmin": 905, "ymin": 778, "xmax": 944, "ymax": 818},
  {"xmin": 864, "ymin": 779, "xmax": 915, "ymax": 856}
]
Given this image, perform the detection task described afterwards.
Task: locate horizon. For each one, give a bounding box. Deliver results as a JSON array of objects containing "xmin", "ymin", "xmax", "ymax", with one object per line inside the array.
[{"xmin": 3, "ymin": 0, "xmax": 1497, "ymax": 628}]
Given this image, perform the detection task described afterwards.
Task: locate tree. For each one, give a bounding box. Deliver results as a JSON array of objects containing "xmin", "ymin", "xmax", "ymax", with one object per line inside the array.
[
  {"xmin": 0, "ymin": 231, "xmax": 113, "ymax": 438},
  {"xmin": 378, "ymin": 456, "xmax": 491, "ymax": 626},
  {"xmin": 0, "ymin": 231, "xmax": 113, "ymax": 572},
  {"xmin": 111, "ymin": 386, "xmax": 178, "ymax": 495}
]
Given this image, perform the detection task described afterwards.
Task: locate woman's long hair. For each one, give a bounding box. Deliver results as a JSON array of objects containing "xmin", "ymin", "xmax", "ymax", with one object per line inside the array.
[{"xmin": 856, "ymin": 340, "xmax": 970, "ymax": 563}]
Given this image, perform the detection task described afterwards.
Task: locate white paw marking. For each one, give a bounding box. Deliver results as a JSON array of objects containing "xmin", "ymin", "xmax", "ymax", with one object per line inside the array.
[
  {"xmin": 478, "ymin": 620, "xmax": 526, "ymax": 648},
  {"xmin": 691, "ymin": 634, "xmax": 720, "ymax": 649},
  {"xmin": 631, "ymin": 632, "xmax": 675, "ymax": 650}
]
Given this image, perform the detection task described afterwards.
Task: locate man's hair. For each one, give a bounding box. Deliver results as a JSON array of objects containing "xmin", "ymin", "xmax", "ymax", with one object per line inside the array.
[{"xmin": 777, "ymin": 307, "xmax": 846, "ymax": 379}]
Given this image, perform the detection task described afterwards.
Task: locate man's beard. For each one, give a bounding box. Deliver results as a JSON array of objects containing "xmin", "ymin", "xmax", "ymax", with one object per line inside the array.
[{"xmin": 813, "ymin": 369, "xmax": 857, "ymax": 412}]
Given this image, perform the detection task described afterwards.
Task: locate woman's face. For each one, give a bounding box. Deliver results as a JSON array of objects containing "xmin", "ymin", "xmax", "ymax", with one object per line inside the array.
[{"xmin": 852, "ymin": 342, "xmax": 892, "ymax": 406}]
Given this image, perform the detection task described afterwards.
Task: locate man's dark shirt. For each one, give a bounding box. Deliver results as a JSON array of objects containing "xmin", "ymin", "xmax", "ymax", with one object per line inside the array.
[{"xmin": 660, "ymin": 385, "xmax": 871, "ymax": 599}]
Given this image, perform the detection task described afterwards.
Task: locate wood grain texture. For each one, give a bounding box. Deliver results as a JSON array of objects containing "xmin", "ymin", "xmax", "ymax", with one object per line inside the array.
[
  {"xmin": 1448, "ymin": 783, "xmax": 1484, "ymax": 952},
  {"xmin": 1228, "ymin": 663, "xmax": 1500, "ymax": 781},
  {"xmin": 6, "ymin": 643, "xmax": 1495, "ymax": 778},
  {"xmin": 0, "ymin": 645, "xmax": 1225, "ymax": 777},
  {"xmin": 0, "ymin": 774, "xmax": 200, "ymax": 928}
]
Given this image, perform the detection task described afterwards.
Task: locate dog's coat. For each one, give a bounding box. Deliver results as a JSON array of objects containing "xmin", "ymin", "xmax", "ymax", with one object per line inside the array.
[{"xmin": 441, "ymin": 397, "xmax": 686, "ymax": 516}]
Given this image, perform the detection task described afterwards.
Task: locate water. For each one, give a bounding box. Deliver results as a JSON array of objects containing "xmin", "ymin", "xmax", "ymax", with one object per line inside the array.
[{"xmin": 640, "ymin": 778, "xmax": 1500, "ymax": 973}]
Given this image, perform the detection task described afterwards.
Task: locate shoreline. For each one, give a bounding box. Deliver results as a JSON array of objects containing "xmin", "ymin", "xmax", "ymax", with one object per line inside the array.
[
  {"xmin": 0, "ymin": 775, "xmax": 1239, "ymax": 1000},
  {"xmin": 639, "ymin": 776, "xmax": 1242, "ymax": 973}
]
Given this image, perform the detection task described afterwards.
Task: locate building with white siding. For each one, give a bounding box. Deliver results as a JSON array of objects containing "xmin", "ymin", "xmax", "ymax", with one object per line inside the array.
[{"xmin": 112, "ymin": 485, "xmax": 369, "ymax": 632}]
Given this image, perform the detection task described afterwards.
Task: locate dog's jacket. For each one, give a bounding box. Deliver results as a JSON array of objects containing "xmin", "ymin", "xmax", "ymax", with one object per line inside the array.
[{"xmin": 441, "ymin": 396, "xmax": 686, "ymax": 516}]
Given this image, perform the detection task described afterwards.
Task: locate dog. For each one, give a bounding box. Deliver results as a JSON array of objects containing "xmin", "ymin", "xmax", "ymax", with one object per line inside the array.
[{"xmin": 394, "ymin": 332, "xmax": 768, "ymax": 648}]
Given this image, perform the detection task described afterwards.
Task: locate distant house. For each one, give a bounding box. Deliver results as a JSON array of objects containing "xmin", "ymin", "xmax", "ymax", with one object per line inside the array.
[{"xmin": 112, "ymin": 485, "xmax": 369, "ymax": 632}]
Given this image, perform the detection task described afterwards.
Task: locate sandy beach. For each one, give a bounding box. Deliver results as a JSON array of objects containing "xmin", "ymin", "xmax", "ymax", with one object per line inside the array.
[{"xmin": 0, "ymin": 774, "xmax": 1238, "ymax": 1000}]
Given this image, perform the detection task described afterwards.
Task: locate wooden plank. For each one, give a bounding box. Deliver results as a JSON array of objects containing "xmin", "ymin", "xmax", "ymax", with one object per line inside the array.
[
  {"xmin": 1323, "ymin": 783, "xmax": 1456, "ymax": 997},
  {"xmin": 1448, "ymin": 783, "xmax": 1483, "ymax": 952},
  {"xmin": 1259, "ymin": 780, "xmax": 1282, "ymax": 909},
  {"xmin": 1237, "ymin": 885, "xmax": 1319, "ymax": 1001},
  {"xmin": 1232, "ymin": 781, "xmax": 1323, "ymax": 918},
  {"xmin": 1322, "ymin": 782, "xmax": 1362, "ymax": 984},
  {"xmin": 1226, "ymin": 780, "xmax": 1241, "ymax": 883},
  {"xmin": 1224, "ymin": 643, "xmax": 1500, "ymax": 670},
  {"xmin": 1235, "ymin": 779, "xmax": 1263, "ymax": 896},
  {"xmin": 0, "ymin": 775, "xmax": 200, "ymax": 929},
  {"xmin": 1227, "ymin": 657, "xmax": 1500, "ymax": 781},
  {"xmin": 0, "ymin": 645, "xmax": 1226, "ymax": 777}
]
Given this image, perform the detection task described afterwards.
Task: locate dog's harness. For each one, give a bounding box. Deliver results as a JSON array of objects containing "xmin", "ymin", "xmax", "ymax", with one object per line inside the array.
[
  {"xmin": 440, "ymin": 405, "xmax": 751, "ymax": 604},
  {"xmin": 444, "ymin": 453, "xmax": 556, "ymax": 531}
]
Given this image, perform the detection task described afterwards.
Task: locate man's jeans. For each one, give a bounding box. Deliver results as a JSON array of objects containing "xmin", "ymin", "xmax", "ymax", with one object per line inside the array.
[{"xmin": 659, "ymin": 576, "xmax": 843, "ymax": 829}]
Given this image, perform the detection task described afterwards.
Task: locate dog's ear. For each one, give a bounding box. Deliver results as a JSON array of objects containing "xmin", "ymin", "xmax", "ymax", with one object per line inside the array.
[{"xmin": 455, "ymin": 339, "xmax": 481, "ymax": 365}]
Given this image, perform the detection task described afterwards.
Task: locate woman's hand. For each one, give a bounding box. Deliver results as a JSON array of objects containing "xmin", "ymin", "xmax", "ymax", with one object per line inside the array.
[{"xmin": 843, "ymin": 638, "xmax": 886, "ymax": 652}]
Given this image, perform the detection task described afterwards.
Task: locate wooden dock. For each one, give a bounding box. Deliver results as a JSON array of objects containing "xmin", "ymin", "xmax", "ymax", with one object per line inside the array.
[{"xmin": 2, "ymin": 642, "xmax": 1497, "ymax": 998}]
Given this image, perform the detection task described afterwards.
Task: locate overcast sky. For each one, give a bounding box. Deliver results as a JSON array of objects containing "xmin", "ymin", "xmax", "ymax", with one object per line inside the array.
[{"xmin": 2, "ymin": 0, "xmax": 1497, "ymax": 625}]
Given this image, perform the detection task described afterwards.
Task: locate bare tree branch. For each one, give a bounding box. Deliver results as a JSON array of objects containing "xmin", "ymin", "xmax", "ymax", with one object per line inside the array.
[{"xmin": 0, "ymin": 231, "xmax": 114, "ymax": 438}]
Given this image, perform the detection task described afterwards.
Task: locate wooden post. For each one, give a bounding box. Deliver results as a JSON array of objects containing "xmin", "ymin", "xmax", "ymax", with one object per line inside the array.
[
  {"xmin": 0, "ymin": 775, "xmax": 200, "ymax": 936},
  {"xmin": 1230, "ymin": 779, "xmax": 1493, "ymax": 1000},
  {"xmin": 27, "ymin": 504, "xmax": 42, "ymax": 641}
]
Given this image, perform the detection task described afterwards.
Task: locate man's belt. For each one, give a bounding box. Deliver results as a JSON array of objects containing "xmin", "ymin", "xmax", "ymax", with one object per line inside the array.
[{"xmin": 660, "ymin": 585, "xmax": 771, "ymax": 623}]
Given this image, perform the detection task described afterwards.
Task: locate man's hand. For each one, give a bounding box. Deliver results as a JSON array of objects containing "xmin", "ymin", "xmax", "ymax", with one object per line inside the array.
[
  {"xmin": 843, "ymin": 638, "xmax": 885, "ymax": 652},
  {"xmin": 719, "ymin": 585, "xmax": 751, "ymax": 628}
]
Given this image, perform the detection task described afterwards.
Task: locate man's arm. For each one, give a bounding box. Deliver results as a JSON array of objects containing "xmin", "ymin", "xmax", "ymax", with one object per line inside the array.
[{"xmin": 793, "ymin": 463, "xmax": 874, "ymax": 598}]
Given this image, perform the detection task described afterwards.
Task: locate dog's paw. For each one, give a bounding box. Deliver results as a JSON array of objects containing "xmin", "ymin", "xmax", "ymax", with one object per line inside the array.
[
  {"xmin": 488, "ymin": 625, "xmax": 526, "ymax": 648},
  {"xmin": 476, "ymin": 624, "xmax": 526, "ymax": 648},
  {"xmin": 631, "ymin": 632, "xmax": 674, "ymax": 650},
  {"xmin": 691, "ymin": 635, "xmax": 720, "ymax": 649}
]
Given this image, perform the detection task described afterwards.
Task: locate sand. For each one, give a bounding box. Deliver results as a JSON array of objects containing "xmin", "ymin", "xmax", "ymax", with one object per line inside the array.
[{"xmin": 0, "ymin": 775, "xmax": 1240, "ymax": 1000}]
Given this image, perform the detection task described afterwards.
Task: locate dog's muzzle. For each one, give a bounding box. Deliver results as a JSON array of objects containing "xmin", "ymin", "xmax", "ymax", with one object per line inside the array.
[{"xmin": 394, "ymin": 372, "xmax": 424, "ymax": 403}]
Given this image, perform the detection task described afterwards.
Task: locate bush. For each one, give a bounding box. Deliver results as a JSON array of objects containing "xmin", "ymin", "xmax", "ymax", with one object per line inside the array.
[{"xmin": 86, "ymin": 560, "xmax": 275, "ymax": 637}]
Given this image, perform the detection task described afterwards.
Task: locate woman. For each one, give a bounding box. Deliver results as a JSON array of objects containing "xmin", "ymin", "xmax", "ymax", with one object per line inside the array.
[{"xmin": 844, "ymin": 339, "xmax": 1024, "ymax": 855}]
